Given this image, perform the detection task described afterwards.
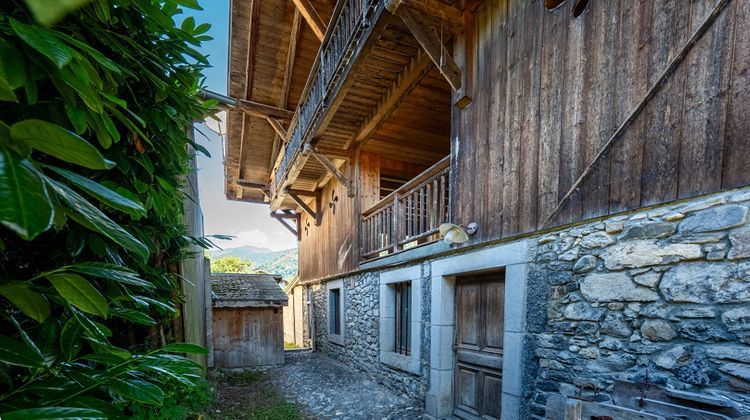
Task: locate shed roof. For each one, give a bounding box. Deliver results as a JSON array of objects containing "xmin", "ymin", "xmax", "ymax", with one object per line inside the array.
[{"xmin": 211, "ymin": 273, "xmax": 288, "ymax": 308}]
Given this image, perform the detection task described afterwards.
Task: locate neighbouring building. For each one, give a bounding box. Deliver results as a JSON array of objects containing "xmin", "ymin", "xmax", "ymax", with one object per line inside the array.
[
  {"xmin": 210, "ymin": 273, "xmax": 288, "ymax": 368},
  {"xmin": 283, "ymin": 276, "xmax": 312, "ymax": 348},
  {"xmin": 222, "ymin": 0, "xmax": 750, "ymax": 418}
]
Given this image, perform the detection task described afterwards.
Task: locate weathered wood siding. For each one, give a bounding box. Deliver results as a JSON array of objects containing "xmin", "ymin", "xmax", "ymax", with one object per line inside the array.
[
  {"xmin": 453, "ymin": 0, "xmax": 750, "ymax": 244},
  {"xmin": 298, "ymin": 152, "xmax": 434, "ymax": 281},
  {"xmin": 212, "ymin": 307, "xmax": 284, "ymax": 368},
  {"xmin": 298, "ymin": 161, "xmax": 360, "ymax": 281},
  {"xmin": 283, "ymin": 286, "xmax": 305, "ymax": 347}
]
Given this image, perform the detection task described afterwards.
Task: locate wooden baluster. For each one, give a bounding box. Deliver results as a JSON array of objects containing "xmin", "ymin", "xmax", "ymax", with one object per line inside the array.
[
  {"xmin": 419, "ymin": 187, "xmax": 425, "ymax": 236},
  {"xmin": 378, "ymin": 211, "xmax": 383, "ymax": 250},
  {"xmin": 440, "ymin": 173, "xmax": 446, "ymax": 223},
  {"xmin": 392, "ymin": 194, "xmax": 399, "ymax": 253},
  {"xmin": 432, "ymin": 178, "xmax": 438, "ymax": 230}
]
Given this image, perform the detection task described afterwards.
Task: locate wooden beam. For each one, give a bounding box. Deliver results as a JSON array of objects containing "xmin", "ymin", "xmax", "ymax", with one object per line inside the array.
[
  {"xmin": 394, "ymin": 0, "xmax": 465, "ymax": 28},
  {"xmin": 310, "ymin": 149, "xmax": 353, "ymax": 196},
  {"xmin": 266, "ymin": 117, "xmax": 288, "ymax": 139},
  {"xmin": 291, "ymin": 0, "xmax": 327, "ymax": 41},
  {"xmin": 238, "ymin": 99, "xmax": 294, "ymax": 120},
  {"xmin": 452, "ymin": 12, "xmax": 473, "ymax": 109},
  {"xmin": 234, "ymin": 179, "xmax": 270, "ymax": 199},
  {"xmin": 236, "ymin": 0, "xmax": 261, "ymax": 199},
  {"xmin": 234, "ymin": 180, "xmax": 267, "ymax": 189},
  {"xmin": 345, "ymin": 49, "xmax": 434, "ymax": 149},
  {"xmin": 271, "ymin": 8, "xmax": 302, "ymax": 173},
  {"xmin": 288, "ymin": 190, "xmax": 319, "ymax": 225},
  {"xmin": 286, "ymin": 188, "xmax": 318, "ymax": 197},
  {"xmin": 313, "ymin": 145, "xmax": 350, "ymax": 161},
  {"xmin": 270, "ymin": 212, "xmax": 299, "ymax": 237},
  {"xmin": 281, "ymin": 9, "xmax": 301, "ymax": 111},
  {"xmin": 396, "ymin": 6, "xmax": 462, "ymax": 93},
  {"xmin": 270, "ymin": 212, "xmax": 299, "ymax": 219}
]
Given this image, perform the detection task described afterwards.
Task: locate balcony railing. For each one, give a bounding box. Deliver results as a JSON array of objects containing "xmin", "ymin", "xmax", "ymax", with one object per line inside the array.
[
  {"xmin": 272, "ymin": 0, "xmax": 386, "ymax": 195},
  {"xmin": 361, "ymin": 156, "xmax": 451, "ymax": 260}
]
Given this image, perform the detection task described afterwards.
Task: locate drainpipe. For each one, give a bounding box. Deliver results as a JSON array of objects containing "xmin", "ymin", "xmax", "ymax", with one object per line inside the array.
[{"xmin": 198, "ymin": 89, "xmax": 238, "ymax": 108}]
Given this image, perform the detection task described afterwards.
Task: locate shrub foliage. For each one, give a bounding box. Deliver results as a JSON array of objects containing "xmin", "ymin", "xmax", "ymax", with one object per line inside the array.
[{"xmin": 0, "ymin": 0, "xmax": 216, "ymax": 417}]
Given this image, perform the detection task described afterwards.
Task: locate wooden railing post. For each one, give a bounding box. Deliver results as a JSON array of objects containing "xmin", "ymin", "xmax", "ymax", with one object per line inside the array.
[{"xmin": 392, "ymin": 194, "xmax": 399, "ymax": 254}]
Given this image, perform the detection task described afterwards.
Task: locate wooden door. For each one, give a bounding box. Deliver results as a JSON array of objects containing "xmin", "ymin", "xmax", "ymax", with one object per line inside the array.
[{"xmin": 454, "ymin": 272, "xmax": 505, "ymax": 419}]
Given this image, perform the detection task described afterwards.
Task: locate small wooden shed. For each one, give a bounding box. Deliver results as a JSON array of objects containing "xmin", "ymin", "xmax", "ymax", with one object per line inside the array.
[{"xmin": 211, "ymin": 273, "xmax": 288, "ymax": 368}]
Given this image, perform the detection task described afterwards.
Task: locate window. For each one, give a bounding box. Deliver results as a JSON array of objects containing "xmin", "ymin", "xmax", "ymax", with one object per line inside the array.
[
  {"xmin": 327, "ymin": 279, "xmax": 345, "ymax": 345},
  {"xmin": 394, "ymin": 282, "xmax": 411, "ymax": 355},
  {"xmin": 379, "ymin": 266, "xmax": 421, "ymax": 374},
  {"xmin": 329, "ymin": 288, "xmax": 341, "ymax": 335}
]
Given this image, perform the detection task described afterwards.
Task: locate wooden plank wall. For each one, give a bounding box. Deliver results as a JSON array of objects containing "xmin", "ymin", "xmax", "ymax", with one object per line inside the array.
[
  {"xmin": 299, "ymin": 161, "xmax": 358, "ymax": 281},
  {"xmin": 454, "ymin": 0, "xmax": 750, "ymax": 244},
  {"xmin": 212, "ymin": 307, "xmax": 284, "ymax": 368}
]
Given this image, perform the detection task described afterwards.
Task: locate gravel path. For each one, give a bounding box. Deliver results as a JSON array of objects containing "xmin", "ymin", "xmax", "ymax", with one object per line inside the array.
[{"xmin": 265, "ymin": 350, "xmax": 424, "ymax": 419}]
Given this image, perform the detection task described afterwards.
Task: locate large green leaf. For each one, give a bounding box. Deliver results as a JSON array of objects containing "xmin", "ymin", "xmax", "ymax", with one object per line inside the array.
[
  {"xmin": 47, "ymin": 166, "xmax": 146, "ymax": 217},
  {"xmin": 47, "ymin": 273, "xmax": 109, "ymax": 318},
  {"xmin": 25, "ymin": 0, "xmax": 95, "ymax": 26},
  {"xmin": 9, "ymin": 18, "xmax": 74, "ymax": 68},
  {"xmin": 108, "ymin": 378, "xmax": 164, "ymax": 405},
  {"xmin": 0, "ymin": 39, "xmax": 25, "ymax": 89},
  {"xmin": 1, "ymin": 407, "xmax": 105, "ymax": 420},
  {"xmin": 112, "ymin": 308, "xmax": 156, "ymax": 326},
  {"xmin": 59, "ymin": 318, "xmax": 84, "ymax": 360},
  {"xmin": 60, "ymin": 262, "xmax": 153, "ymax": 288},
  {"xmin": 159, "ymin": 343, "xmax": 208, "ymax": 355},
  {"xmin": 46, "ymin": 178, "xmax": 150, "ymax": 261},
  {"xmin": 71, "ymin": 310, "xmax": 109, "ymax": 342},
  {"xmin": 11, "ymin": 120, "xmax": 115, "ymax": 170},
  {"xmin": 0, "ymin": 148, "xmax": 53, "ymax": 240},
  {"xmin": 0, "ymin": 283, "xmax": 50, "ymax": 323},
  {"xmin": 0, "ymin": 78, "xmax": 18, "ymax": 102},
  {"xmin": 0, "ymin": 335, "xmax": 46, "ymax": 368}
]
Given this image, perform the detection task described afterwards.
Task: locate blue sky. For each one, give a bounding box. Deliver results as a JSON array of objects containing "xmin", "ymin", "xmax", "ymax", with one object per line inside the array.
[{"xmin": 186, "ymin": 1, "xmax": 298, "ymax": 251}]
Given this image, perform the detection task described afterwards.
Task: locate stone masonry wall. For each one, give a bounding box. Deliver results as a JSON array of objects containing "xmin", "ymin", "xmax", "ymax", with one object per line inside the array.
[
  {"xmin": 311, "ymin": 269, "xmax": 430, "ymax": 401},
  {"xmin": 529, "ymin": 188, "xmax": 750, "ymax": 418}
]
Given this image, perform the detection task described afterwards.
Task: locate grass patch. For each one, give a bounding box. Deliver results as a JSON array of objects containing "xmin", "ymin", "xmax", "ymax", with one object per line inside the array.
[
  {"xmin": 284, "ymin": 342, "xmax": 299, "ymax": 349},
  {"xmin": 208, "ymin": 370, "xmax": 302, "ymax": 419}
]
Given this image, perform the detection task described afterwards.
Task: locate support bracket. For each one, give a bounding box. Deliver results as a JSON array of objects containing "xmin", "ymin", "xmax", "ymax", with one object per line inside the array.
[
  {"xmin": 270, "ymin": 211, "xmax": 299, "ymax": 239},
  {"xmin": 291, "ymin": 0, "xmax": 327, "ymax": 41},
  {"xmin": 394, "ymin": 5, "xmax": 463, "ymax": 95},
  {"xmin": 288, "ymin": 189, "xmax": 323, "ymax": 226},
  {"xmin": 266, "ymin": 116, "xmax": 288, "ymax": 139},
  {"xmin": 309, "ymin": 148, "xmax": 354, "ymax": 197}
]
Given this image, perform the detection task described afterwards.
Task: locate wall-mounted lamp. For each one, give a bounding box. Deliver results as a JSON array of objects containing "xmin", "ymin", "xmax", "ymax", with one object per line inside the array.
[{"xmin": 439, "ymin": 223, "xmax": 478, "ymax": 244}]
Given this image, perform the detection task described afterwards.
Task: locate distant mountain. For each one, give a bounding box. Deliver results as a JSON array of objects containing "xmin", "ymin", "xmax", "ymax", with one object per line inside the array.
[{"xmin": 208, "ymin": 246, "xmax": 298, "ymax": 279}]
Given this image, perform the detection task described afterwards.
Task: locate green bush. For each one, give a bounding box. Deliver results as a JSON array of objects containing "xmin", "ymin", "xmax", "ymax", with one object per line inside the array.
[{"xmin": 0, "ymin": 0, "xmax": 216, "ymax": 417}]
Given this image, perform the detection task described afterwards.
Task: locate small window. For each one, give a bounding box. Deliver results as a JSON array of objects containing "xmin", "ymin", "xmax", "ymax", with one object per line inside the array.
[
  {"xmin": 394, "ymin": 282, "xmax": 411, "ymax": 356},
  {"xmin": 329, "ymin": 288, "xmax": 341, "ymax": 335}
]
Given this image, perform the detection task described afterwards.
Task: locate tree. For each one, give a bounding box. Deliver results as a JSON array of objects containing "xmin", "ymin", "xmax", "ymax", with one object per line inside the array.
[
  {"xmin": 210, "ymin": 256, "xmax": 256, "ymax": 273},
  {"xmin": 0, "ymin": 0, "xmax": 214, "ymax": 417}
]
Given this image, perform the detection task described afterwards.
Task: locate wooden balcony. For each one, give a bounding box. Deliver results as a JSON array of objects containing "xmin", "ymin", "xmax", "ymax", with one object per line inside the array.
[
  {"xmin": 361, "ymin": 156, "xmax": 450, "ymax": 260},
  {"xmin": 271, "ymin": 0, "xmax": 387, "ymax": 203}
]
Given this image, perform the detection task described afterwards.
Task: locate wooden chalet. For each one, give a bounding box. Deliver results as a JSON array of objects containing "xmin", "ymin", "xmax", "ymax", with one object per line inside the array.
[
  {"xmin": 225, "ymin": 0, "xmax": 750, "ymax": 418},
  {"xmin": 227, "ymin": 0, "xmax": 749, "ymax": 280}
]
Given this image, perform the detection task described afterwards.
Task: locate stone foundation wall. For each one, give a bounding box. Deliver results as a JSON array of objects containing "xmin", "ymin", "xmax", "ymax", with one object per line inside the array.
[
  {"xmin": 529, "ymin": 188, "xmax": 750, "ymax": 418},
  {"xmin": 307, "ymin": 187, "xmax": 750, "ymax": 417},
  {"xmin": 311, "ymin": 270, "xmax": 429, "ymax": 400}
]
